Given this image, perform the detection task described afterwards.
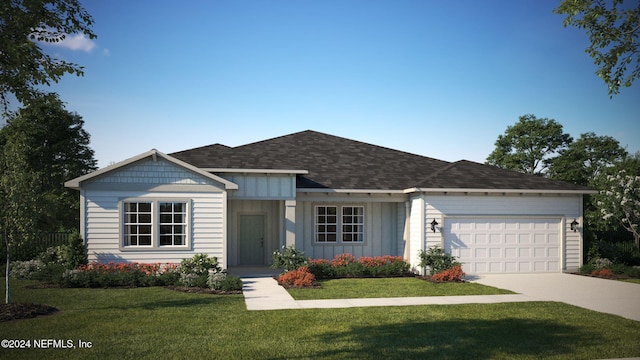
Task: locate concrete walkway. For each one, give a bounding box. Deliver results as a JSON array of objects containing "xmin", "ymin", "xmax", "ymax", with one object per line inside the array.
[
  {"xmin": 240, "ymin": 275, "xmax": 533, "ymax": 311},
  {"xmin": 232, "ymin": 268, "xmax": 640, "ymax": 322}
]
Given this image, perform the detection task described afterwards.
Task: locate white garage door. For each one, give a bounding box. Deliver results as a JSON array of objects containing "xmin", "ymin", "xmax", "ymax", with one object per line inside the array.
[{"xmin": 443, "ymin": 217, "xmax": 561, "ymax": 274}]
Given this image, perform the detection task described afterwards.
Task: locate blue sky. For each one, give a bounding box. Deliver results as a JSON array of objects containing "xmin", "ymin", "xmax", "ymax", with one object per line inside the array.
[{"xmin": 37, "ymin": 0, "xmax": 640, "ymax": 168}]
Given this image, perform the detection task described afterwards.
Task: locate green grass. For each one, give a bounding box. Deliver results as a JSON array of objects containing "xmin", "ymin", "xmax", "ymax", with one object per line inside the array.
[
  {"xmin": 621, "ymin": 278, "xmax": 640, "ymax": 284},
  {"xmin": 1, "ymin": 278, "xmax": 640, "ymax": 359},
  {"xmin": 287, "ymin": 277, "xmax": 514, "ymax": 300}
]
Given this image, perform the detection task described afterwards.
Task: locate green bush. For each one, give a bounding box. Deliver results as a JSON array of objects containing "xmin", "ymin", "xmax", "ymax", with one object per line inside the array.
[
  {"xmin": 218, "ymin": 275, "xmax": 243, "ymax": 291},
  {"xmin": 65, "ymin": 231, "xmax": 88, "ymax": 269},
  {"xmin": 418, "ymin": 246, "xmax": 461, "ymax": 275},
  {"xmin": 272, "ymin": 246, "xmax": 308, "ymax": 272},
  {"xmin": 179, "ymin": 253, "xmax": 221, "ymax": 287},
  {"xmin": 9, "ymin": 260, "xmax": 43, "ymax": 279},
  {"xmin": 306, "ymin": 254, "xmax": 411, "ymax": 279},
  {"xmin": 307, "ymin": 259, "xmax": 334, "ymax": 279}
]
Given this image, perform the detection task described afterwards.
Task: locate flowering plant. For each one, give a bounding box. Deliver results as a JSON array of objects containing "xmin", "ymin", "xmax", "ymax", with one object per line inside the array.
[
  {"xmin": 431, "ymin": 265, "xmax": 465, "ymax": 282},
  {"xmin": 278, "ymin": 266, "xmax": 316, "ymax": 287}
]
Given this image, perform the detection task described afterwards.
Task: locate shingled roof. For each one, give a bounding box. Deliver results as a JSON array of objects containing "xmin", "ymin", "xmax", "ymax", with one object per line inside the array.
[{"xmin": 170, "ymin": 130, "xmax": 593, "ymax": 192}]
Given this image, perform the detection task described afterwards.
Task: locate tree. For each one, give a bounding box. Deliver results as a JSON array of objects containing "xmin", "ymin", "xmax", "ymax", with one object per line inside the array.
[
  {"xmin": 597, "ymin": 170, "xmax": 640, "ymax": 250},
  {"xmin": 0, "ymin": 93, "xmax": 97, "ymax": 231},
  {"xmin": 0, "ymin": 93, "xmax": 96, "ymax": 303},
  {"xmin": 0, "ymin": 0, "xmax": 96, "ymax": 115},
  {"xmin": 554, "ymin": 0, "xmax": 640, "ymax": 97},
  {"xmin": 486, "ymin": 114, "xmax": 573, "ymax": 175},
  {"xmin": 548, "ymin": 132, "xmax": 628, "ymax": 186}
]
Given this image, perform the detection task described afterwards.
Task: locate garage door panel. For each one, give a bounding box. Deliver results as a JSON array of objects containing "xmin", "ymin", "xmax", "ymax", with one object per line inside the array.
[{"xmin": 445, "ymin": 217, "xmax": 561, "ymax": 274}]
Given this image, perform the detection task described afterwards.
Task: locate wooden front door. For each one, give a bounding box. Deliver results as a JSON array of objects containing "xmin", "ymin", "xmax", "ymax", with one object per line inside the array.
[{"xmin": 239, "ymin": 215, "xmax": 265, "ymax": 265}]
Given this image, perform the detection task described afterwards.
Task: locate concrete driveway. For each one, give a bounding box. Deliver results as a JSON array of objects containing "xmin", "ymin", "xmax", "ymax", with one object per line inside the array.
[{"xmin": 472, "ymin": 273, "xmax": 640, "ymax": 322}]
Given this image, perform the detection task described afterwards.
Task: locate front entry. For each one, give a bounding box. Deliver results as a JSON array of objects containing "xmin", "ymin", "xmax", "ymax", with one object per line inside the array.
[{"xmin": 239, "ymin": 215, "xmax": 265, "ymax": 265}]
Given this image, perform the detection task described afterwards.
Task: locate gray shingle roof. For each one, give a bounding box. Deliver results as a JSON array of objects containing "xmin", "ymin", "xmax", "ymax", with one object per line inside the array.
[{"xmin": 170, "ymin": 130, "xmax": 592, "ymax": 192}]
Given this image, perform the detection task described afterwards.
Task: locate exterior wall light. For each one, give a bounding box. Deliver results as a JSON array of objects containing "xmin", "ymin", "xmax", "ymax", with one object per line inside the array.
[
  {"xmin": 570, "ymin": 219, "xmax": 579, "ymax": 232},
  {"xmin": 430, "ymin": 219, "xmax": 439, "ymax": 233}
]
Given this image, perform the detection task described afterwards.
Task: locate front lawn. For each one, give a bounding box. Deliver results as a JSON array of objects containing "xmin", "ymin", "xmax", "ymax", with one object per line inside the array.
[
  {"xmin": 1, "ymin": 278, "xmax": 639, "ymax": 359},
  {"xmin": 286, "ymin": 277, "xmax": 514, "ymax": 300}
]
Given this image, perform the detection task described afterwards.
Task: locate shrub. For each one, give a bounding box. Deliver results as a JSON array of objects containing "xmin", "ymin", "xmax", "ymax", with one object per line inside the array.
[
  {"xmin": 307, "ymin": 258, "xmax": 333, "ymax": 279},
  {"xmin": 306, "ymin": 254, "xmax": 411, "ymax": 279},
  {"xmin": 591, "ymin": 268, "xmax": 614, "ymax": 279},
  {"xmin": 431, "ymin": 265, "xmax": 465, "ymax": 282},
  {"xmin": 272, "ymin": 246, "xmax": 308, "ymax": 272},
  {"xmin": 218, "ymin": 275, "xmax": 243, "ymax": 291},
  {"xmin": 278, "ymin": 266, "xmax": 316, "ymax": 287},
  {"xmin": 10, "ymin": 260, "xmax": 43, "ymax": 280},
  {"xmin": 60, "ymin": 262, "xmax": 180, "ymax": 288},
  {"xmin": 358, "ymin": 255, "xmax": 411, "ymax": 277},
  {"xmin": 418, "ymin": 246, "xmax": 460, "ymax": 275},
  {"xmin": 179, "ymin": 253, "xmax": 221, "ymax": 287},
  {"xmin": 65, "ymin": 231, "xmax": 88, "ymax": 269}
]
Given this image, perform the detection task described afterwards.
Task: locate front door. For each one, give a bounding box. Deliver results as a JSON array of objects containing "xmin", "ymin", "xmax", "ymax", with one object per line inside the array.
[{"xmin": 239, "ymin": 215, "xmax": 265, "ymax": 265}]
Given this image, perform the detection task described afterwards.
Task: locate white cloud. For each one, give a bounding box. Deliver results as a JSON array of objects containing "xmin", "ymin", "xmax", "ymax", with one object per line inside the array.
[{"xmin": 50, "ymin": 34, "xmax": 96, "ymax": 52}]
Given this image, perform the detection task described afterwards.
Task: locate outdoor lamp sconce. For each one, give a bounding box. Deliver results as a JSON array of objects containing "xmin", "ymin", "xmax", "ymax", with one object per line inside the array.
[
  {"xmin": 430, "ymin": 219, "xmax": 439, "ymax": 233},
  {"xmin": 570, "ymin": 219, "xmax": 579, "ymax": 232}
]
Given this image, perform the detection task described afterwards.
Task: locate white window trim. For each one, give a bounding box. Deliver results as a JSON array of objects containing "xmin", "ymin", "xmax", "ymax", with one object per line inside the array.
[
  {"xmin": 119, "ymin": 198, "xmax": 191, "ymax": 251},
  {"xmin": 314, "ymin": 205, "xmax": 365, "ymax": 244}
]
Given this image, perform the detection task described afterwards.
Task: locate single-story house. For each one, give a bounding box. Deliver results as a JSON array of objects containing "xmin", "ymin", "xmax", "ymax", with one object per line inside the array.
[{"xmin": 65, "ymin": 130, "xmax": 595, "ymax": 274}]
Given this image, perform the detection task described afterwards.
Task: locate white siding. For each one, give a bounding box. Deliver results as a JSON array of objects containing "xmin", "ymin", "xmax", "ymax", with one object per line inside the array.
[
  {"xmin": 423, "ymin": 194, "xmax": 583, "ymax": 272},
  {"xmin": 294, "ymin": 198, "xmax": 400, "ymax": 260},
  {"xmin": 83, "ymin": 190, "xmax": 227, "ymax": 267},
  {"xmin": 92, "ymin": 158, "xmax": 223, "ymax": 186},
  {"xmin": 219, "ymin": 173, "xmax": 296, "ymax": 200},
  {"xmin": 408, "ymin": 195, "xmax": 424, "ymax": 272}
]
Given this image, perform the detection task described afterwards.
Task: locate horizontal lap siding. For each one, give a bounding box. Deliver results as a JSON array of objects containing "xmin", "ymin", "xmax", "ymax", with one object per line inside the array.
[
  {"xmin": 424, "ymin": 194, "xmax": 583, "ymax": 271},
  {"xmin": 84, "ymin": 190, "xmax": 226, "ymax": 266}
]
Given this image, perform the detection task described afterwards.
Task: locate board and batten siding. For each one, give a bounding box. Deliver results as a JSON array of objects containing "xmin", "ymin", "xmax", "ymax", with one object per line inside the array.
[
  {"xmin": 294, "ymin": 197, "xmax": 401, "ymax": 260},
  {"xmin": 420, "ymin": 194, "xmax": 584, "ymax": 271},
  {"xmin": 218, "ymin": 173, "xmax": 296, "ymax": 200},
  {"xmin": 80, "ymin": 158, "xmax": 229, "ymax": 267}
]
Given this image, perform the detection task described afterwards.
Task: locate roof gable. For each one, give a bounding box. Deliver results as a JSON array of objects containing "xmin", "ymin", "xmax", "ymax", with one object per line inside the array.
[{"xmin": 65, "ymin": 149, "xmax": 238, "ymax": 190}]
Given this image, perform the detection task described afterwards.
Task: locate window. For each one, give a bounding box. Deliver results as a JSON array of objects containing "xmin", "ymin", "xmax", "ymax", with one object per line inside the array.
[
  {"xmin": 159, "ymin": 202, "xmax": 186, "ymax": 246},
  {"xmin": 315, "ymin": 205, "xmax": 364, "ymax": 243},
  {"xmin": 121, "ymin": 200, "xmax": 189, "ymax": 249},
  {"xmin": 316, "ymin": 206, "xmax": 337, "ymax": 242},
  {"xmin": 342, "ymin": 206, "xmax": 364, "ymax": 242},
  {"xmin": 123, "ymin": 202, "xmax": 152, "ymax": 246}
]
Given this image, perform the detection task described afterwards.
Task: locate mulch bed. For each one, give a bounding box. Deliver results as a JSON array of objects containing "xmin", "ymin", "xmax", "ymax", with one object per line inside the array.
[{"xmin": 1, "ymin": 303, "xmax": 59, "ymax": 322}]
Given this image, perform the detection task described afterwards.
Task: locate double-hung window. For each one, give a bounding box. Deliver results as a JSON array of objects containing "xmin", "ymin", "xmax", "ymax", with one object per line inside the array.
[
  {"xmin": 122, "ymin": 200, "xmax": 189, "ymax": 249},
  {"xmin": 315, "ymin": 205, "xmax": 364, "ymax": 243}
]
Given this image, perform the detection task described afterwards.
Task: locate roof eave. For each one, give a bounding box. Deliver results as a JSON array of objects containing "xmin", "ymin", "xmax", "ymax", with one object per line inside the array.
[
  {"xmin": 65, "ymin": 149, "xmax": 239, "ymax": 190},
  {"xmin": 204, "ymin": 168, "xmax": 309, "ymax": 175},
  {"xmin": 404, "ymin": 187, "xmax": 598, "ymax": 195}
]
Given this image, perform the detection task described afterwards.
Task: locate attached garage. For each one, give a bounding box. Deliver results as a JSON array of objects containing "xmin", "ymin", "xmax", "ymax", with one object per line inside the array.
[{"xmin": 444, "ymin": 216, "xmax": 562, "ymax": 274}]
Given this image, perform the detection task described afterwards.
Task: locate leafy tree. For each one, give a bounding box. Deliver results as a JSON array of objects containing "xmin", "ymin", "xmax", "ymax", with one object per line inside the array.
[
  {"xmin": 554, "ymin": 0, "xmax": 640, "ymax": 97},
  {"xmin": 486, "ymin": 114, "xmax": 572, "ymax": 175},
  {"xmin": 548, "ymin": 132, "xmax": 628, "ymax": 186},
  {"xmin": 0, "ymin": 94, "xmax": 96, "ymax": 303},
  {"xmin": 0, "ymin": 0, "xmax": 96, "ymax": 115},
  {"xmin": 596, "ymin": 170, "xmax": 640, "ymax": 250},
  {"xmin": 0, "ymin": 93, "xmax": 97, "ymax": 231}
]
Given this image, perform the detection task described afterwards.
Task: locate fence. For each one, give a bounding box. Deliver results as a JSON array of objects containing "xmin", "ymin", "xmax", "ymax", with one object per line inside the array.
[{"xmin": 0, "ymin": 232, "xmax": 73, "ymax": 263}]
